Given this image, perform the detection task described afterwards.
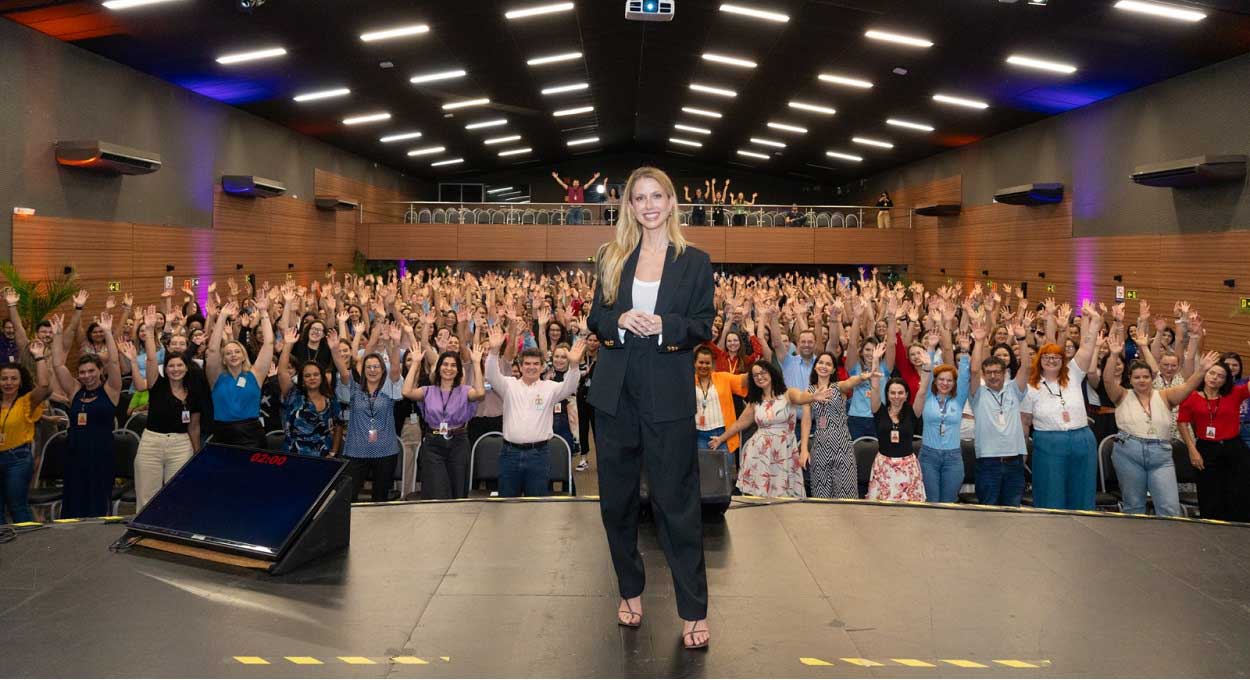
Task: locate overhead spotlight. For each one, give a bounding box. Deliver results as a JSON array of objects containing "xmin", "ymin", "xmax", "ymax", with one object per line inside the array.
[{"xmin": 236, "ymin": 0, "xmax": 266, "ymax": 14}]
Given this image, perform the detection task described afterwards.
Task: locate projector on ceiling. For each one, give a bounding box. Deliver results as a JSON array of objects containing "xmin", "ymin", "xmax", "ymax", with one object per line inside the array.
[{"xmin": 626, "ymin": 0, "xmax": 674, "ymax": 21}]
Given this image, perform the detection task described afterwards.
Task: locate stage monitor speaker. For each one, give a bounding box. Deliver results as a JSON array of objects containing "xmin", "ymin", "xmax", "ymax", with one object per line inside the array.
[
  {"xmin": 121, "ymin": 443, "xmax": 351, "ymax": 575},
  {"xmin": 640, "ymin": 448, "xmax": 734, "ymax": 515}
]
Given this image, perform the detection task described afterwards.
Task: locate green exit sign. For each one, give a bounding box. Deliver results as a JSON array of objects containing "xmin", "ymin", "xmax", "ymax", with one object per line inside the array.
[
  {"xmin": 1126, "ymin": 290, "xmax": 1138, "ymax": 300},
  {"xmin": 1046, "ymin": 284, "xmax": 1056, "ymax": 293},
  {"xmin": 1241, "ymin": 298, "xmax": 1250, "ymax": 311},
  {"xmin": 107, "ymin": 281, "xmax": 121, "ymax": 292}
]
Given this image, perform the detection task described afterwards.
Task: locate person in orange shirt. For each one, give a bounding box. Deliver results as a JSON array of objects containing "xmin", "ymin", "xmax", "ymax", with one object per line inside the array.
[
  {"xmin": 693, "ymin": 346, "xmax": 749, "ymax": 453},
  {"xmin": 0, "ymin": 340, "xmax": 54, "ymax": 524}
]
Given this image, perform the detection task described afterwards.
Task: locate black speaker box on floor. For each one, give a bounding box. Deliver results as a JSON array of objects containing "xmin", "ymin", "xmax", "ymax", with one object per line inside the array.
[
  {"xmin": 120, "ymin": 443, "xmax": 351, "ymax": 575},
  {"xmin": 640, "ymin": 449, "xmax": 735, "ymax": 515}
]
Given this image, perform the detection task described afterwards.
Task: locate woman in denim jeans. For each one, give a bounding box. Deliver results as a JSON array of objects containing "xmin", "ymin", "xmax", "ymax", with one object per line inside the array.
[
  {"xmin": 914, "ymin": 348, "xmax": 971, "ymax": 503},
  {"xmin": 1103, "ymin": 331, "xmax": 1219, "ymax": 517},
  {"xmin": 0, "ymin": 341, "xmax": 53, "ymax": 523}
]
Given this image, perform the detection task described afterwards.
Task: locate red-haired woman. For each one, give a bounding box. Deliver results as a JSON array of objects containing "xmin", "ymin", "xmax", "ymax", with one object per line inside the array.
[{"xmin": 1020, "ymin": 304, "xmax": 1103, "ymax": 510}]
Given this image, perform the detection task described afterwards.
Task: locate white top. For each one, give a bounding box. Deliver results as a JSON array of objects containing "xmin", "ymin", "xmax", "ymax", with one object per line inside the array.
[
  {"xmin": 1115, "ymin": 390, "xmax": 1172, "ymax": 440},
  {"xmin": 618, "ymin": 277, "xmax": 663, "ymax": 345},
  {"xmin": 695, "ymin": 378, "xmax": 723, "ymax": 431},
  {"xmin": 485, "ymin": 352, "xmax": 580, "ymax": 445},
  {"xmin": 1021, "ymin": 359, "xmax": 1089, "ymax": 431}
]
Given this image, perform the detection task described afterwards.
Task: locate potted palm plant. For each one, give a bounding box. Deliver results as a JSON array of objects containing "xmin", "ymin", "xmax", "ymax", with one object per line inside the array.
[{"xmin": 0, "ymin": 262, "xmax": 82, "ymax": 328}]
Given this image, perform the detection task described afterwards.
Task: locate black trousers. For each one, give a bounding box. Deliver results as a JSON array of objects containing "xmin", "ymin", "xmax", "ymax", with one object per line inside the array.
[
  {"xmin": 344, "ymin": 454, "xmax": 398, "ymax": 502},
  {"xmin": 421, "ymin": 433, "xmax": 469, "ymax": 499},
  {"xmin": 1195, "ymin": 438, "xmax": 1250, "ymax": 521},
  {"xmin": 595, "ymin": 341, "xmax": 708, "ymax": 621},
  {"xmin": 576, "ymin": 391, "xmax": 595, "ymax": 457}
]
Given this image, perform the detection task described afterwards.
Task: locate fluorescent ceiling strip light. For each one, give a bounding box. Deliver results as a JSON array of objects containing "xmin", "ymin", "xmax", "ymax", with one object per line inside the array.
[
  {"xmin": 553, "ymin": 105, "xmax": 594, "ymax": 117},
  {"xmin": 1113, "ymin": 0, "xmax": 1206, "ymax": 22},
  {"xmin": 674, "ymin": 123, "xmax": 712, "ymax": 134},
  {"xmin": 431, "ymin": 158, "xmax": 464, "ymax": 167},
  {"xmin": 541, "ymin": 82, "xmax": 589, "ymax": 95},
  {"xmin": 527, "ymin": 51, "xmax": 583, "ymax": 66},
  {"xmin": 864, "ymin": 29, "xmax": 933, "ymax": 48},
  {"xmin": 497, "ymin": 191, "xmax": 522, "ymax": 197},
  {"xmin": 498, "ymin": 147, "xmax": 533, "ymax": 156},
  {"xmin": 103, "ymin": 0, "xmax": 183, "ymax": 10},
  {"xmin": 505, "ymin": 2, "xmax": 574, "ymax": 20},
  {"xmin": 681, "ymin": 106, "xmax": 722, "ymax": 119},
  {"xmin": 767, "ymin": 121, "xmax": 807, "ymax": 133},
  {"xmin": 750, "ymin": 137, "xmax": 785, "ymax": 148},
  {"xmin": 507, "ymin": 196, "xmax": 531, "ymax": 201},
  {"xmin": 933, "ymin": 93, "xmax": 989, "ymax": 109},
  {"xmin": 852, "ymin": 136, "xmax": 894, "ymax": 149},
  {"xmin": 567, "ymin": 136, "xmax": 600, "ymax": 146},
  {"xmin": 670, "ymin": 137, "xmax": 703, "ymax": 148},
  {"xmin": 486, "ymin": 187, "xmax": 514, "ymax": 194},
  {"xmin": 465, "ymin": 118, "xmax": 508, "ymax": 129},
  {"xmin": 380, "ymin": 131, "xmax": 423, "ymax": 143},
  {"xmin": 1006, "ymin": 54, "xmax": 1077, "ymax": 74},
  {"xmin": 360, "ymin": 24, "xmax": 429, "ymax": 42},
  {"xmin": 293, "ymin": 87, "xmax": 350, "ymax": 102},
  {"xmin": 407, "ymin": 146, "xmax": 445, "ymax": 157},
  {"xmin": 216, "ymin": 47, "xmax": 286, "ymax": 65},
  {"xmin": 342, "ymin": 112, "xmax": 391, "ymax": 125},
  {"xmin": 410, "ymin": 69, "xmax": 467, "ymax": 84},
  {"xmin": 826, "ymin": 151, "xmax": 863, "ymax": 162},
  {"xmin": 690, "ymin": 83, "xmax": 737, "ymax": 98},
  {"xmin": 886, "ymin": 118, "xmax": 934, "ymax": 132},
  {"xmin": 788, "ymin": 100, "xmax": 836, "ymax": 115},
  {"xmin": 442, "ymin": 98, "xmax": 490, "ymax": 110},
  {"xmin": 702, "ymin": 53, "xmax": 757, "ymax": 68},
  {"xmin": 718, "ymin": 3, "xmax": 789, "ymax": 22},
  {"xmin": 484, "ymin": 135, "xmax": 522, "ymax": 145},
  {"xmin": 818, "ymin": 73, "xmax": 873, "ymax": 89},
  {"xmin": 737, "ymin": 150, "xmax": 770, "ymax": 160}
]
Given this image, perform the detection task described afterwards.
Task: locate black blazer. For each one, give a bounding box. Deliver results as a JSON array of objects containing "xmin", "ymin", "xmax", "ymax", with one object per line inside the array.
[{"xmin": 586, "ymin": 243, "xmax": 715, "ymax": 422}]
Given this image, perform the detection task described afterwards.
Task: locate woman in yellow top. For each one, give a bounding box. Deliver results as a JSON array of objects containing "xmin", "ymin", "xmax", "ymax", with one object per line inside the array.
[{"xmin": 0, "ymin": 340, "xmax": 54, "ymax": 523}]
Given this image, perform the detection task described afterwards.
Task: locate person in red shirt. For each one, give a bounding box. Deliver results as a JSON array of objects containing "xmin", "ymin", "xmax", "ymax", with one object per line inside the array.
[
  {"xmin": 1177, "ymin": 359, "xmax": 1250, "ymax": 521},
  {"xmin": 551, "ymin": 169, "xmax": 601, "ymax": 225}
]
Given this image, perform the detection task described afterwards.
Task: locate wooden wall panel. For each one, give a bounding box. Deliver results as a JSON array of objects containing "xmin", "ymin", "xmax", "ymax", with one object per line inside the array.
[
  {"xmin": 546, "ymin": 226, "xmax": 616, "ymax": 262},
  {"xmin": 314, "ymin": 169, "xmax": 410, "ymax": 224},
  {"xmin": 370, "ymin": 225, "xmax": 459, "ymax": 261},
  {"xmin": 723, "ymin": 228, "xmax": 814, "ymax": 264},
  {"xmin": 458, "ymin": 225, "xmax": 549, "ymax": 261},
  {"xmin": 812, "ymin": 229, "xmax": 910, "ymax": 265},
  {"xmin": 682, "ymin": 228, "xmax": 726, "ymax": 262}
]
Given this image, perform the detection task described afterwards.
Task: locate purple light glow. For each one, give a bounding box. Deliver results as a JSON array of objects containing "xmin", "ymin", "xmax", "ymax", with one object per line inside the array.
[
  {"xmin": 398, "ymin": 260, "xmax": 408, "ymax": 278},
  {"xmin": 1074, "ymin": 239, "xmax": 1096, "ymax": 307}
]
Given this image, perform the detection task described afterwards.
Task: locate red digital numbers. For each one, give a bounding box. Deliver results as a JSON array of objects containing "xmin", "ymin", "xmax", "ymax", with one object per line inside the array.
[{"xmin": 250, "ymin": 452, "xmax": 288, "ymax": 466}]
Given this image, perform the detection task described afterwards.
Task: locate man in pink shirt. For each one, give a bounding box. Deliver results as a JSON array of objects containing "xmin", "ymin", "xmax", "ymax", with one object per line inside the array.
[{"xmin": 551, "ymin": 169, "xmax": 601, "ymax": 225}]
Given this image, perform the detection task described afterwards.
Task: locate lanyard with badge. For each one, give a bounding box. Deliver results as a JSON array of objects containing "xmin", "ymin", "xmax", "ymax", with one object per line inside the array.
[
  {"xmin": 988, "ymin": 389, "xmax": 1008, "ymax": 428},
  {"xmin": 697, "ymin": 379, "xmax": 712, "ymax": 428},
  {"xmin": 937, "ymin": 396, "xmax": 951, "ymax": 437},
  {"xmin": 1204, "ymin": 395, "xmax": 1221, "ymax": 439},
  {"xmin": 364, "ymin": 385, "xmax": 382, "ymax": 443},
  {"xmin": 431, "ymin": 387, "xmax": 455, "ymax": 440},
  {"xmin": 1042, "ymin": 380, "xmax": 1070, "ymax": 424}
]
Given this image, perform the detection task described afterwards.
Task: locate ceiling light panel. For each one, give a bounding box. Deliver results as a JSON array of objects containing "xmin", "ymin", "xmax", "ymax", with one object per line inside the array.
[
  {"xmin": 767, "ymin": 121, "xmax": 807, "ymax": 134},
  {"xmin": 431, "ymin": 158, "xmax": 464, "ymax": 167},
  {"xmin": 852, "ymin": 136, "xmax": 894, "ymax": 148},
  {"xmin": 410, "ymin": 69, "xmax": 467, "ymax": 84},
  {"xmin": 886, "ymin": 118, "xmax": 934, "ymax": 132},
  {"xmin": 864, "ymin": 29, "xmax": 933, "ymax": 48},
  {"xmin": 442, "ymin": 98, "xmax": 490, "ymax": 110},
  {"xmin": 465, "ymin": 118, "xmax": 508, "ymax": 130},
  {"xmin": 360, "ymin": 24, "xmax": 429, "ymax": 42},
  {"xmin": 380, "ymin": 131, "xmax": 423, "ymax": 143},
  {"xmin": 674, "ymin": 123, "xmax": 712, "ymax": 135},
  {"xmin": 689, "ymin": 83, "xmax": 738, "ymax": 97},
  {"xmin": 342, "ymin": 112, "xmax": 391, "ymax": 125},
  {"xmin": 484, "ymin": 135, "xmax": 522, "ymax": 145},
  {"xmin": 788, "ymin": 101, "xmax": 836, "ymax": 115},
  {"xmin": 670, "ymin": 137, "xmax": 703, "ymax": 148},
  {"xmin": 1113, "ymin": 0, "xmax": 1206, "ymax": 22},
  {"xmin": 505, "ymin": 2, "xmax": 575, "ymax": 20},
  {"xmin": 216, "ymin": 47, "xmax": 286, "ymax": 65},
  {"xmin": 541, "ymin": 82, "xmax": 590, "ymax": 95},
  {"xmin": 407, "ymin": 146, "xmax": 445, "ymax": 156},
  {"xmin": 293, "ymin": 87, "xmax": 350, "ymax": 102},
  {"xmin": 718, "ymin": 3, "xmax": 789, "ymax": 23},
  {"xmin": 566, "ymin": 136, "xmax": 600, "ymax": 146},
  {"xmin": 498, "ymin": 147, "xmax": 533, "ymax": 156},
  {"xmin": 103, "ymin": 0, "xmax": 184, "ymax": 10},
  {"xmin": 681, "ymin": 106, "xmax": 722, "ymax": 118},
  {"xmin": 1006, "ymin": 55, "xmax": 1077, "ymax": 74},
  {"xmin": 818, "ymin": 73, "xmax": 873, "ymax": 89},
  {"xmin": 737, "ymin": 149, "xmax": 770, "ymax": 160},
  {"xmin": 826, "ymin": 151, "xmax": 863, "ymax": 162},
  {"xmin": 750, "ymin": 137, "xmax": 785, "ymax": 148},
  {"xmin": 933, "ymin": 93, "xmax": 989, "ymax": 109},
  {"xmin": 553, "ymin": 105, "xmax": 594, "ymax": 117},
  {"xmin": 527, "ymin": 51, "xmax": 583, "ymax": 66},
  {"xmin": 702, "ymin": 53, "xmax": 757, "ymax": 68}
]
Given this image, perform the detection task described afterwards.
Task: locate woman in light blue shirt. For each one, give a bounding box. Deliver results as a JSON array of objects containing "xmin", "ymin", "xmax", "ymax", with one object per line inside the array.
[{"xmin": 915, "ymin": 350, "xmax": 971, "ymax": 502}]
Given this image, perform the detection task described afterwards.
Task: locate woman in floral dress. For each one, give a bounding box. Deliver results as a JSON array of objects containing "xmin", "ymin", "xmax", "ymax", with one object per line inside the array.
[{"xmin": 710, "ymin": 360, "xmax": 833, "ymax": 498}]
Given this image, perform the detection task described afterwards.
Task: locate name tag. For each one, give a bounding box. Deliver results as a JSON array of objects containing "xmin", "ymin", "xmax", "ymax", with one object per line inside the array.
[
  {"xmin": 367, "ymin": 429, "xmax": 378, "ymax": 443},
  {"xmin": 698, "ymin": 414, "xmax": 706, "ymax": 427},
  {"xmin": 533, "ymin": 396, "xmax": 545, "ymax": 411},
  {"xmin": 408, "ymin": 412, "xmax": 419, "ymax": 424},
  {"xmin": 817, "ymin": 416, "xmax": 828, "ymax": 430},
  {"xmin": 1061, "ymin": 410, "xmax": 1071, "ymax": 424},
  {"xmin": 77, "ymin": 412, "xmax": 88, "ymax": 426},
  {"xmin": 1206, "ymin": 425, "xmax": 1217, "ymax": 439},
  {"xmin": 439, "ymin": 421, "xmax": 449, "ymax": 435},
  {"xmin": 996, "ymin": 413, "xmax": 1007, "ymax": 428},
  {"xmin": 181, "ymin": 410, "xmax": 191, "ymax": 424},
  {"xmin": 890, "ymin": 430, "xmax": 900, "ymax": 444},
  {"xmin": 236, "ymin": 376, "xmax": 247, "ymax": 389},
  {"xmin": 554, "ymin": 402, "xmax": 562, "ymax": 414}
]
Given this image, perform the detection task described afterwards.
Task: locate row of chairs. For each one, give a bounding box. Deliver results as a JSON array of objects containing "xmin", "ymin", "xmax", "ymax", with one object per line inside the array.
[
  {"xmin": 688, "ymin": 210, "xmax": 862, "ymax": 228},
  {"xmin": 403, "ymin": 207, "xmax": 866, "ymax": 228}
]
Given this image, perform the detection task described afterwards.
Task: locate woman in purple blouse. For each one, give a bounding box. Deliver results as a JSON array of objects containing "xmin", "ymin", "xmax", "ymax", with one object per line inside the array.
[{"xmin": 403, "ymin": 346, "xmax": 486, "ymax": 499}]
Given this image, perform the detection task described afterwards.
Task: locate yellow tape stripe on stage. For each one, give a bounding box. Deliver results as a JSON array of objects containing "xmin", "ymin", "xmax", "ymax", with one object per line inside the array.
[
  {"xmin": 798, "ymin": 657, "xmax": 1049, "ymax": 669},
  {"xmin": 231, "ymin": 655, "xmax": 452, "ymax": 665},
  {"xmin": 943, "ymin": 659, "xmax": 990, "ymax": 668},
  {"xmin": 232, "ymin": 657, "xmax": 269, "ymax": 665},
  {"xmin": 284, "ymin": 657, "xmax": 323, "ymax": 665},
  {"xmin": 338, "ymin": 656, "xmax": 377, "ymax": 664},
  {"xmin": 891, "ymin": 658, "xmax": 937, "ymax": 667}
]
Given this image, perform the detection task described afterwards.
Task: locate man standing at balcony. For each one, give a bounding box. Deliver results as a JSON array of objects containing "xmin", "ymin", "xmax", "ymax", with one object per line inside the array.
[{"xmin": 552, "ymin": 169, "xmax": 601, "ymax": 225}]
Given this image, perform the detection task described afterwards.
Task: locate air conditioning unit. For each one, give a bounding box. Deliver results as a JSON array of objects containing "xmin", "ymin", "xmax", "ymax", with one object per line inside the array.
[
  {"xmin": 993, "ymin": 182, "xmax": 1064, "ymax": 205},
  {"xmin": 55, "ymin": 140, "xmax": 161, "ymax": 175},
  {"xmin": 315, "ymin": 196, "xmax": 360, "ymax": 211},
  {"xmin": 914, "ymin": 202, "xmax": 961, "ymax": 217},
  {"xmin": 1130, "ymin": 155, "xmax": 1247, "ymax": 188},
  {"xmin": 222, "ymin": 175, "xmax": 286, "ymax": 198},
  {"xmin": 625, "ymin": 0, "xmax": 675, "ymax": 21}
]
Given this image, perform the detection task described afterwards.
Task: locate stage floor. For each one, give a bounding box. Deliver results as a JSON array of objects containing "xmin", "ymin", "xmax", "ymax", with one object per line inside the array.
[{"xmin": 3, "ymin": 499, "xmax": 1250, "ymax": 678}]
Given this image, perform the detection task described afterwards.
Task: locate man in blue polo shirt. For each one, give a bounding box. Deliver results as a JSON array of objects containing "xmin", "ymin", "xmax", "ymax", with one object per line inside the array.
[
  {"xmin": 967, "ymin": 318, "xmax": 1033, "ymax": 506},
  {"xmin": 767, "ymin": 304, "xmax": 818, "ymax": 393}
]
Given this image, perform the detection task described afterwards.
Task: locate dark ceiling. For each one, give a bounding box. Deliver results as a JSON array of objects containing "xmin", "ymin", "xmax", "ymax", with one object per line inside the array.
[{"xmin": 6, "ymin": 0, "xmax": 1250, "ymax": 183}]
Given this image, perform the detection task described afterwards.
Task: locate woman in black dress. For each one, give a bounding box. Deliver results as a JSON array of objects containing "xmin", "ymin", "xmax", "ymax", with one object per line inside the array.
[{"xmin": 587, "ymin": 166, "xmax": 715, "ymax": 650}]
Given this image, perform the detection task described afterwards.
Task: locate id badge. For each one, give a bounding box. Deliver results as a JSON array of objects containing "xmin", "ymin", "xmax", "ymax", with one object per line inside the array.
[
  {"xmin": 408, "ymin": 412, "xmax": 419, "ymax": 424},
  {"xmin": 890, "ymin": 430, "xmax": 900, "ymax": 444},
  {"xmin": 236, "ymin": 376, "xmax": 247, "ymax": 389},
  {"xmin": 367, "ymin": 429, "xmax": 378, "ymax": 443},
  {"xmin": 698, "ymin": 414, "xmax": 706, "ymax": 427},
  {"xmin": 996, "ymin": 413, "xmax": 1007, "ymax": 428},
  {"xmin": 1205, "ymin": 425, "xmax": 1217, "ymax": 439},
  {"xmin": 554, "ymin": 402, "xmax": 562, "ymax": 414},
  {"xmin": 818, "ymin": 416, "xmax": 828, "ymax": 430},
  {"xmin": 77, "ymin": 412, "xmax": 87, "ymax": 427},
  {"xmin": 585, "ymin": 378, "xmax": 592, "ymax": 388},
  {"xmin": 181, "ymin": 410, "xmax": 191, "ymax": 424},
  {"xmin": 533, "ymin": 396, "xmax": 545, "ymax": 411},
  {"xmin": 1061, "ymin": 410, "xmax": 1071, "ymax": 424},
  {"xmin": 439, "ymin": 421, "xmax": 449, "ymax": 435}
]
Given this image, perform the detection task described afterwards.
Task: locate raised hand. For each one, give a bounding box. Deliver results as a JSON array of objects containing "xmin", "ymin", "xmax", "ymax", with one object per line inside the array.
[
  {"xmin": 221, "ymin": 300, "xmax": 240, "ymax": 319},
  {"xmin": 72, "ymin": 290, "xmax": 89, "ymax": 308},
  {"xmin": 487, "ymin": 324, "xmax": 506, "ymax": 352},
  {"xmin": 812, "ymin": 386, "xmax": 835, "ymax": 402},
  {"xmin": 98, "ymin": 311, "xmax": 113, "ymax": 332},
  {"xmin": 568, "ymin": 336, "xmax": 588, "ymax": 363},
  {"xmin": 28, "ymin": 339, "xmax": 45, "ymax": 360},
  {"xmin": 469, "ymin": 344, "xmax": 484, "ymax": 366},
  {"xmin": 105, "ymin": 296, "xmax": 116, "ymax": 312},
  {"xmin": 2, "ymin": 287, "xmax": 18, "ymax": 307},
  {"xmin": 1199, "ymin": 351, "xmax": 1221, "ymax": 373},
  {"xmin": 118, "ymin": 339, "xmax": 138, "ymax": 359},
  {"xmin": 326, "ymin": 328, "xmax": 340, "ymax": 347},
  {"xmin": 143, "ymin": 305, "xmax": 158, "ymax": 330}
]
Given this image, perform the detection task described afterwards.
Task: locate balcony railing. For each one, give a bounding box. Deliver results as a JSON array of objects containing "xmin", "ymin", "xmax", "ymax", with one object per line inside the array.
[{"xmin": 382, "ymin": 201, "xmax": 908, "ymax": 228}]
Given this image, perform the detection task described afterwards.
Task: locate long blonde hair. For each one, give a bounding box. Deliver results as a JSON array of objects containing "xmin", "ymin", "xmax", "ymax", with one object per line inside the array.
[{"xmin": 596, "ymin": 166, "xmax": 689, "ymax": 305}]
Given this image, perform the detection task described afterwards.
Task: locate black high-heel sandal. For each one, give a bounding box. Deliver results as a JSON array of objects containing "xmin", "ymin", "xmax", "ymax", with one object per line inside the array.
[
  {"xmin": 682, "ymin": 624, "xmax": 710, "ymax": 650},
  {"xmin": 617, "ymin": 601, "xmax": 642, "ymax": 628}
]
